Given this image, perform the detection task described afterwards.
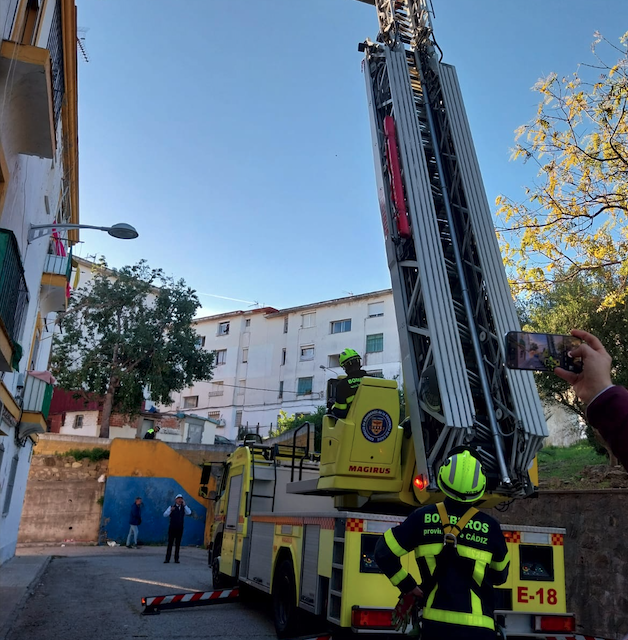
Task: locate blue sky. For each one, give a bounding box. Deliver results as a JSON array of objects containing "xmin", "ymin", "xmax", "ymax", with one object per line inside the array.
[{"xmin": 74, "ymin": 0, "xmax": 626, "ymax": 316}]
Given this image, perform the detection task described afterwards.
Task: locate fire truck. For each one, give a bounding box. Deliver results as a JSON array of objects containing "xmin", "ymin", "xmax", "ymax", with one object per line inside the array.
[{"xmin": 200, "ymin": 1, "xmax": 585, "ymax": 638}]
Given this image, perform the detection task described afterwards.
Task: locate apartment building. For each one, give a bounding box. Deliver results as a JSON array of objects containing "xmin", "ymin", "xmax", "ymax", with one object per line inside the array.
[
  {"xmin": 0, "ymin": 0, "xmax": 79, "ymax": 565},
  {"xmin": 166, "ymin": 290, "xmax": 402, "ymax": 441}
]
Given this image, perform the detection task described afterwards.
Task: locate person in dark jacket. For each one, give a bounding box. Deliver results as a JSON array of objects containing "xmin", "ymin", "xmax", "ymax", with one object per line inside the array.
[
  {"xmin": 554, "ymin": 329, "xmax": 628, "ymax": 472},
  {"xmin": 329, "ymin": 348, "xmax": 370, "ymax": 419},
  {"xmin": 374, "ymin": 450, "xmax": 510, "ymax": 640},
  {"xmin": 126, "ymin": 497, "xmax": 142, "ymax": 548},
  {"xmin": 163, "ymin": 494, "xmax": 191, "ymax": 563}
]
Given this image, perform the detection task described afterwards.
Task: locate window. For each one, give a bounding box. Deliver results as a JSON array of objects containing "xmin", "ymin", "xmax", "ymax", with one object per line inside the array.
[
  {"xmin": 283, "ymin": 317, "xmax": 288, "ymax": 333},
  {"xmin": 278, "ymin": 381, "xmax": 284, "ymax": 399},
  {"xmin": 300, "ymin": 345, "xmax": 314, "ymax": 361},
  {"xmin": 328, "ymin": 354, "xmax": 340, "ymax": 368},
  {"xmin": 19, "ymin": 0, "xmax": 43, "ymax": 45},
  {"xmin": 218, "ymin": 321, "xmax": 230, "ymax": 336},
  {"xmin": 208, "ymin": 381, "xmax": 224, "ymax": 397},
  {"xmin": 237, "ymin": 380, "xmax": 245, "ymax": 396},
  {"xmin": 367, "ymin": 370, "xmax": 384, "ymax": 378},
  {"xmin": 0, "ymin": 442, "xmax": 5, "ymax": 477},
  {"xmin": 72, "ymin": 415, "xmax": 84, "ymax": 429},
  {"xmin": 366, "ymin": 333, "xmax": 384, "ymax": 353},
  {"xmin": 297, "ymin": 377, "xmax": 313, "ymax": 395},
  {"xmin": 368, "ymin": 302, "xmax": 385, "ymax": 317},
  {"xmin": 245, "ymin": 318, "xmax": 251, "ymax": 327},
  {"xmin": 235, "ymin": 411, "xmax": 243, "ymax": 428},
  {"xmin": 183, "ymin": 396, "xmax": 198, "ymax": 409},
  {"xmin": 281, "ymin": 348, "xmax": 287, "ymax": 365},
  {"xmin": 241, "ymin": 348, "xmax": 248, "ymax": 363},
  {"xmin": 301, "ymin": 312, "xmax": 315, "ymax": 328},
  {"xmin": 195, "ymin": 335, "xmax": 206, "ymax": 348},
  {"xmin": 331, "ymin": 319, "xmax": 352, "ymax": 334},
  {"xmin": 29, "ymin": 327, "xmax": 42, "ymax": 370},
  {"xmin": 208, "ymin": 411, "xmax": 221, "ymax": 423},
  {"xmin": 2, "ymin": 454, "xmax": 19, "ymax": 516},
  {"xmin": 215, "ymin": 349, "xmax": 227, "ymax": 365}
]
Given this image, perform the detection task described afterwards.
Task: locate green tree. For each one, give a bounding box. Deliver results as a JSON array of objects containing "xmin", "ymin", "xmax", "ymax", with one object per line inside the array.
[
  {"xmin": 497, "ymin": 32, "xmax": 628, "ymax": 306},
  {"xmin": 51, "ymin": 260, "xmax": 214, "ymax": 438},
  {"xmin": 269, "ymin": 406, "xmax": 326, "ymax": 451},
  {"xmin": 520, "ymin": 268, "xmax": 628, "ymax": 457}
]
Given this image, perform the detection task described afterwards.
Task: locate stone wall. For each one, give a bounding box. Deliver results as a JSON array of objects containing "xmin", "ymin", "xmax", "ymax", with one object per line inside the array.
[
  {"xmin": 18, "ymin": 455, "xmax": 108, "ymax": 544},
  {"xmin": 489, "ymin": 490, "xmax": 628, "ymax": 640}
]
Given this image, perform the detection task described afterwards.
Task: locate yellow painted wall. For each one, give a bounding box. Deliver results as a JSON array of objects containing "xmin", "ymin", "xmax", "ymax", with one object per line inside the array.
[{"xmin": 108, "ymin": 439, "xmax": 209, "ymax": 510}]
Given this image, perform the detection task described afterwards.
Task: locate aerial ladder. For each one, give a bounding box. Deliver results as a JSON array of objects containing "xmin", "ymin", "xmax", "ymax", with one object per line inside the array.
[
  {"xmin": 348, "ymin": 0, "xmax": 548, "ymax": 501},
  {"xmin": 200, "ymin": 2, "xmax": 579, "ymax": 637}
]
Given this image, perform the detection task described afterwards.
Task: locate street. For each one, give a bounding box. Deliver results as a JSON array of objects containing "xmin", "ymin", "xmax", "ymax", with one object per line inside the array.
[{"xmin": 7, "ymin": 546, "xmax": 277, "ymax": 640}]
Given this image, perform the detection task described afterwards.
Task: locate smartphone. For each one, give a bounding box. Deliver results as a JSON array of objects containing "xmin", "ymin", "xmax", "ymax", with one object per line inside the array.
[{"xmin": 505, "ymin": 331, "xmax": 583, "ymax": 373}]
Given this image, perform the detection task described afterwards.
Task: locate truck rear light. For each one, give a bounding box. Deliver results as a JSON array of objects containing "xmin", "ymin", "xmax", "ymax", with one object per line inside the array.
[
  {"xmin": 351, "ymin": 607, "xmax": 394, "ymax": 629},
  {"xmin": 533, "ymin": 614, "xmax": 576, "ymax": 633},
  {"xmin": 413, "ymin": 474, "xmax": 427, "ymax": 490}
]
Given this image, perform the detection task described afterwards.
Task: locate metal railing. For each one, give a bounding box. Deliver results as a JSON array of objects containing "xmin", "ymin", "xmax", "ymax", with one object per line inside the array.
[
  {"xmin": 22, "ymin": 374, "xmax": 54, "ymax": 420},
  {"xmin": 0, "ymin": 229, "xmax": 29, "ymax": 346},
  {"xmin": 43, "ymin": 246, "xmax": 72, "ymax": 280},
  {"xmin": 47, "ymin": 0, "xmax": 65, "ymax": 128}
]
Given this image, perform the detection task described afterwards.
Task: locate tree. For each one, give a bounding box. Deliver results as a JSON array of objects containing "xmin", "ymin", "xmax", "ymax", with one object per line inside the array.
[
  {"xmin": 269, "ymin": 406, "xmax": 326, "ymax": 451},
  {"xmin": 51, "ymin": 260, "xmax": 215, "ymax": 438},
  {"xmin": 520, "ymin": 268, "xmax": 628, "ymax": 458},
  {"xmin": 497, "ymin": 32, "xmax": 628, "ymax": 306}
]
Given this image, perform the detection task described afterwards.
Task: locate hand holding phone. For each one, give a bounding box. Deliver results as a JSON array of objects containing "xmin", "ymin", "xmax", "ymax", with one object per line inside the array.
[{"xmin": 505, "ymin": 331, "xmax": 583, "ymax": 373}]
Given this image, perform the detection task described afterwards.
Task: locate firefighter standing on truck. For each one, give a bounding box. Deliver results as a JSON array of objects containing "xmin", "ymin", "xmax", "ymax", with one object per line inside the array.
[
  {"xmin": 374, "ymin": 449, "xmax": 510, "ymax": 640},
  {"xmin": 328, "ymin": 348, "xmax": 370, "ymax": 418}
]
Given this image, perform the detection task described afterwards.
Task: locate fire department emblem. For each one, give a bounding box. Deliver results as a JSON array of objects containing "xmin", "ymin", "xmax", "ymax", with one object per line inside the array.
[{"xmin": 361, "ymin": 410, "xmax": 393, "ymax": 443}]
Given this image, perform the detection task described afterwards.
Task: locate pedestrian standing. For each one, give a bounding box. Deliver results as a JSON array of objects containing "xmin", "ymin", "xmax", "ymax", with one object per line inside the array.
[
  {"xmin": 163, "ymin": 494, "xmax": 191, "ymax": 563},
  {"xmin": 126, "ymin": 497, "xmax": 142, "ymax": 548}
]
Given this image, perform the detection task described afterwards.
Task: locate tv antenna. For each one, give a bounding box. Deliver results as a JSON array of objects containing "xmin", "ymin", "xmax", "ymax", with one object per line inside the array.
[{"xmin": 77, "ymin": 27, "xmax": 90, "ymax": 62}]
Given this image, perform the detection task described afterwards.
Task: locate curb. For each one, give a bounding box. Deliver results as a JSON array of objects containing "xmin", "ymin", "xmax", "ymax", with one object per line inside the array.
[{"xmin": 0, "ymin": 556, "xmax": 51, "ymax": 640}]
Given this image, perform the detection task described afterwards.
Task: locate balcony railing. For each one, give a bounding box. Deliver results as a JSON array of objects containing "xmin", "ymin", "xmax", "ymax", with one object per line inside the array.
[
  {"xmin": 0, "ymin": 229, "xmax": 29, "ymax": 346},
  {"xmin": 22, "ymin": 372, "xmax": 55, "ymax": 420},
  {"xmin": 47, "ymin": 0, "xmax": 65, "ymax": 128},
  {"xmin": 43, "ymin": 250, "xmax": 72, "ymax": 280}
]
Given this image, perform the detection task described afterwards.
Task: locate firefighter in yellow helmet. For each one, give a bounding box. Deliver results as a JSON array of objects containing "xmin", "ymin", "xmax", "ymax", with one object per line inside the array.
[
  {"xmin": 374, "ymin": 449, "xmax": 510, "ymax": 640},
  {"xmin": 329, "ymin": 348, "xmax": 370, "ymax": 419}
]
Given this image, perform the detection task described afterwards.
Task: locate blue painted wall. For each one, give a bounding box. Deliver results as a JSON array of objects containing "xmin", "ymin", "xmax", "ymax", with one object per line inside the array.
[{"xmin": 101, "ymin": 477, "xmax": 206, "ymax": 546}]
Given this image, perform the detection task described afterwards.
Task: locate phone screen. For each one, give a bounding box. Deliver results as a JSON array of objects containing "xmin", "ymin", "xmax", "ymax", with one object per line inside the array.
[{"xmin": 505, "ymin": 331, "xmax": 583, "ymax": 373}]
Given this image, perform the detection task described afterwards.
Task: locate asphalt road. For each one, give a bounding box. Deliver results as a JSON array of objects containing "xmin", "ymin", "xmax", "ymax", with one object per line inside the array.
[{"xmin": 8, "ymin": 546, "xmax": 278, "ymax": 640}]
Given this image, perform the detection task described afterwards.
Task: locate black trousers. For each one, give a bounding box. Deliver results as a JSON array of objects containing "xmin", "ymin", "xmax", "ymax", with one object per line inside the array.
[
  {"xmin": 165, "ymin": 526, "xmax": 183, "ymax": 561},
  {"xmin": 423, "ymin": 620, "xmax": 497, "ymax": 640}
]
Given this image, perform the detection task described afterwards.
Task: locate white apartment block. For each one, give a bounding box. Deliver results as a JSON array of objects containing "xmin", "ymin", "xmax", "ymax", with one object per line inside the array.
[
  {"xmin": 0, "ymin": 0, "xmax": 80, "ymax": 565},
  {"xmin": 166, "ymin": 290, "xmax": 402, "ymax": 441}
]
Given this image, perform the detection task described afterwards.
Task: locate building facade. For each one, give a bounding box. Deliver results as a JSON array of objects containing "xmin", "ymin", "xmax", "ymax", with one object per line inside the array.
[
  {"xmin": 0, "ymin": 0, "xmax": 79, "ymax": 565},
  {"xmin": 165, "ymin": 290, "xmax": 402, "ymax": 441}
]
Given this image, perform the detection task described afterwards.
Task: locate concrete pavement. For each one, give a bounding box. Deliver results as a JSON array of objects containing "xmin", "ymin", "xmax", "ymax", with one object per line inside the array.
[{"xmin": 0, "ymin": 544, "xmax": 218, "ymax": 640}]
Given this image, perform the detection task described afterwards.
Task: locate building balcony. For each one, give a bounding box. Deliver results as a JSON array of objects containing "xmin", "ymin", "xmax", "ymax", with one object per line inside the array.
[
  {"xmin": 40, "ymin": 249, "xmax": 72, "ymax": 316},
  {"xmin": 0, "ymin": 229, "xmax": 29, "ymax": 372},
  {"xmin": 18, "ymin": 371, "xmax": 56, "ymax": 440},
  {"xmin": 0, "ymin": 40, "xmax": 55, "ymax": 159}
]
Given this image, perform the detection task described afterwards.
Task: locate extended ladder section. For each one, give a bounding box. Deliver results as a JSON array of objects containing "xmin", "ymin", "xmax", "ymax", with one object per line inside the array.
[{"xmin": 362, "ymin": 0, "xmax": 547, "ymax": 498}]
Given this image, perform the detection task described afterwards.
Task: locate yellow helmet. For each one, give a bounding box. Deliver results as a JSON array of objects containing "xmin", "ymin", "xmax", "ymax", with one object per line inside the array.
[{"xmin": 437, "ymin": 450, "xmax": 486, "ymax": 502}]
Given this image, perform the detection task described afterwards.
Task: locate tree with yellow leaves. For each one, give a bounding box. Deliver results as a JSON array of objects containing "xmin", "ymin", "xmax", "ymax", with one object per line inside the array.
[{"xmin": 496, "ymin": 32, "xmax": 628, "ymax": 307}]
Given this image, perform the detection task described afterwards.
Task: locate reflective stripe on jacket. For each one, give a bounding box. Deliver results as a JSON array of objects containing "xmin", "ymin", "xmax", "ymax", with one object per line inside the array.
[{"xmin": 374, "ymin": 498, "xmax": 510, "ymax": 631}]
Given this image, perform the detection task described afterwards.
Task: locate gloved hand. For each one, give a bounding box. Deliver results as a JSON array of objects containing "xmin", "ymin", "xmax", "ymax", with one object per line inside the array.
[{"xmin": 392, "ymin": 588, "xmax": 423, "ymax": 634}]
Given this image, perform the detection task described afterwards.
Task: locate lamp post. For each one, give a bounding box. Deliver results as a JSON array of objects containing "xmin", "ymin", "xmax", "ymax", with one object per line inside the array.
[{"xmin": 28, "ymin": 222, "xmax": 139, "ymax": 243}]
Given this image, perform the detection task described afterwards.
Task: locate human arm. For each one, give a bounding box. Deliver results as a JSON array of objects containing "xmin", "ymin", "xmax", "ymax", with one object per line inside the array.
[
  {"xmin": 163, "ymin": 506, "xmax": 172, "ymax": 517},
  {"xmin": 486, "ymin": 526, "xmax": 510, "ymax": 586},
  {"xmin": 554, "ymin": 330, "xmax": 628, "ymax": 471},
  {"xmin": 374, "ymin": 511, "xmax": 424, "ymax": 596},
  {"xmin": 184, "ymin": 505, "xmax": 192, "ymax": 516}
]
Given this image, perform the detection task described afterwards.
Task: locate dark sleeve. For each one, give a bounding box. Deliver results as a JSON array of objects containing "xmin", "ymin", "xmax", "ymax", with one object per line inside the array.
[
  {"xmin": 587, "ymin": 386, "xmax": 628, "ymax": 472},
  {"xmin": 374, "ymin": 510, "xmax": 425, "ymax": 594},
  {"xmin": 332, "ymin": 380, "xmax": 350, "ymax": 418},
  {"xmin": 486, "ymin": 521, "xmax": 510, "ymax": 586}
]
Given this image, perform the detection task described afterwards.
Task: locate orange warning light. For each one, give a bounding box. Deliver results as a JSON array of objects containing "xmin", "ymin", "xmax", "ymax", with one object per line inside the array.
[{"xmin": 413, "ymin": 475, "xmax": 427, "ymax": 490}]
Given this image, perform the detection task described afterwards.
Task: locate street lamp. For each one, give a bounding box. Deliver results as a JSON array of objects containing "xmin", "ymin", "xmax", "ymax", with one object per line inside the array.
[{"xmin": 28, "ymin": 222, "xmax": 139, "ymax": 243}]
